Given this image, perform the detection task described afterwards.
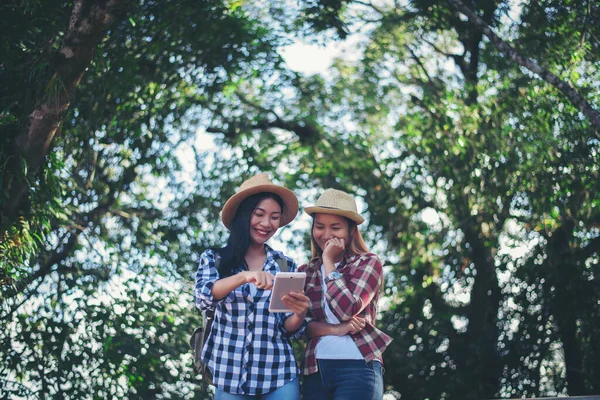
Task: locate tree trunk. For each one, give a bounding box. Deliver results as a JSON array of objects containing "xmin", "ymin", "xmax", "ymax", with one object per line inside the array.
[
  {"xmin": 3, "ymin": 0, "xmax": 130, "ymax": 225},
  {"xmin": 548, "ymin": 220, "xmax": 587, "ymax": 395},
  {"xmin": 462, "ymin": 216, "xmax": 503, "ymax": 399}
]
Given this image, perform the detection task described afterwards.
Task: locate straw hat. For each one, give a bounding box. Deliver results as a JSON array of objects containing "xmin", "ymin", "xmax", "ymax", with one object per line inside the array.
[
  {"xmin": 221, "ymin": 173, "xmax": 299, "ymax": 229},
  {"xmin": 304, "ymin": 188, "xmax": 365, "ymax": 225}
]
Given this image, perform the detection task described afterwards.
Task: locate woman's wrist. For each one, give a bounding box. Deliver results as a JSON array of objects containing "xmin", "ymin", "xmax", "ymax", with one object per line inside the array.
[
  {"xmin": 290, "ymin": 313, "xmax": 304, "ymax": 323},
  {"xmin": 322, "ymin": 258, "xmax": 336, "ymax": 274},
  {"xmin": 285, "ymin": 313, "xmax": 304, "ymax": 332},
  {"xmin": 335, "ymin": 323, "xmax": 348, "ymax": 336},
  {"xmin": 238, "ymin": 271, "xmax": 251, "ymax": 285}
]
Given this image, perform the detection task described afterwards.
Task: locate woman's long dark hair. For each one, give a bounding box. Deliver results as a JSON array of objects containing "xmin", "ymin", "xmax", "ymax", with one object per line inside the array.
[{"xmin": 216, "ymin": 192, "xmax": 284, "ymax": 277}]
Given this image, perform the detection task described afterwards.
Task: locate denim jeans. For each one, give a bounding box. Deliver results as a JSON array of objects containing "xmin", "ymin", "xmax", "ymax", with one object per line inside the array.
[
  {"xmin": 214, "ymin": 377, "xmax": 300, "ymax": 400},
  {"xmin": 302, "ymin": 359, "xmax": 383, "ymax": 400}
]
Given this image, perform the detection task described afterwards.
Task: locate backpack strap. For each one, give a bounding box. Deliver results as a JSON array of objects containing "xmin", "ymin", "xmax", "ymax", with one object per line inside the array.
[
  {"xmin": 205, "ymin": 254, "xmax": 220, "ymax": 316},
  {"xmin": 199, "ymin": 253, "xmax": 218, "ymax": 355},
  {"xmin": 190, "ymin": 252, "xmax": 219, "ymax": 384},
  {"xmin": 276, "ymin": 257, "xmax": 288, "ymax": 272}
]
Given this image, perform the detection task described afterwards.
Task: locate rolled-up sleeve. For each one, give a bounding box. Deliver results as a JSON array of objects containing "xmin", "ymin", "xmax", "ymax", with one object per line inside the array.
[
  {"xmin": 193, "ymin": 250, "xmax": 222, "ymax": 311},
  {"xmin": 325, "ymin": 254, "xmax": 383, "ymax": 321},
  {"xmin": 278, "ymin": 313, "xmax": 308, "ymax": 339}
]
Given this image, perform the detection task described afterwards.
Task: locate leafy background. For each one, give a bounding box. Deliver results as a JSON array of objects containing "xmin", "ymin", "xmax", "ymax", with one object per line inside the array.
[{"xmin": 1, "ymin": 0, "xmax": 599, "ymax": 399}]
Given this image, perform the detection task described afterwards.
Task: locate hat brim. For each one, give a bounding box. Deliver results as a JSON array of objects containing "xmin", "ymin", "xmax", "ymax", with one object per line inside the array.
[
  {"xmin": 304, "ymin": 206, "xmax": 365, "ymax": 225},
  {"xmin": 221, "ymin": 184, "xmax": 299, "ymax": 230}
]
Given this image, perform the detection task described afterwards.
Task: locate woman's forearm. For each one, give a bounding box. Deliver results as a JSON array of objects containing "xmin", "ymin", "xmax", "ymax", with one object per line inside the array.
[
  {"xmin": 211, "ymin": 272, "xmax": 248, "ymax": 300},
  {"xmin": 306, "ymin": 320, "xmax": 347, "ymax": 338},
  {"xmin": 284, "ymin": 313, "xmax": 305, "ymax": 333}
]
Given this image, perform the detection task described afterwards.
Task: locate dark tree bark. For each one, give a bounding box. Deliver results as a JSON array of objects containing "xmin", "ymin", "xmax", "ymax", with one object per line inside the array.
[
  {"xmin": 447, "ymin": 0, "xmax": 600, "ymax": 133},
  {"xmin": 547, "ymin": 220, "xmax": 588, "ymax": 395},
  {"xmin": 460, "ymin": 210, "xmax": 503, "ymax": 399},
  {"xmin": 3, "ymin": 0, "xmax": 131, "ymax": 225}
]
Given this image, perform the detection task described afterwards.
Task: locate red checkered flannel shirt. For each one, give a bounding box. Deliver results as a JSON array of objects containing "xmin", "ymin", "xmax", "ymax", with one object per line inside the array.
[{"xmin": 298, "ymin": 252, "xmax": 392, "ymax": 375}]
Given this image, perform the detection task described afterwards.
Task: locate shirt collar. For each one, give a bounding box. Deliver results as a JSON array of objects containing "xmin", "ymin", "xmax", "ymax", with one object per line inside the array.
[{"xmin": 264, "ymin": 244, "xmax": 285, "ymax": 272}]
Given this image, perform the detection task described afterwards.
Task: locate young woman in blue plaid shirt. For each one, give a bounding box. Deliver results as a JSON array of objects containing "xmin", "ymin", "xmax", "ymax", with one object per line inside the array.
[{"xmin": 194, "ymin": 173, "xmax": 309, "ymax": 399}]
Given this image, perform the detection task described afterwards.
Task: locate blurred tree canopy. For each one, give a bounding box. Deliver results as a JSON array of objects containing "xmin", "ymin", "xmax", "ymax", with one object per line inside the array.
[{"xmin": 1, "ymin": 0, "xmax": 599, "ymax": 399}]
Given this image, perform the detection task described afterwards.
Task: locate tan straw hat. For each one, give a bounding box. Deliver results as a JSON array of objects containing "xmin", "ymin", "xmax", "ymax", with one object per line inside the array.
[
  {"xmin": 304, "ymin": 188, "xmax": 365, "ymax": 225},
  {"xmin": 221, "ymin": 173, "xmax": 299, "ymax": 229}
]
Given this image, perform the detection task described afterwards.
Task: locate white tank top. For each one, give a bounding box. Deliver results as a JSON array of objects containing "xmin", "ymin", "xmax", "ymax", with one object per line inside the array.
[{"xmin": 315, "ymin": 263, "xmax": 363, "ymax": 360}]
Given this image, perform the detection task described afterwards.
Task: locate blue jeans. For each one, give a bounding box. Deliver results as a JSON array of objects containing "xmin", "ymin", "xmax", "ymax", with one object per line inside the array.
[
  {"xmin": 302, "ymin": 359, "xmax": 383, "ymax": 400},
  {"xmin": 214, "ymin": 377, "xmax": 299, "ymax": 400}
]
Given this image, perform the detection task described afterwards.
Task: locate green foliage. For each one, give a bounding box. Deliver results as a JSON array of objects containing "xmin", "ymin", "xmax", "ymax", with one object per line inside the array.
[
  {"xmin": 1, "ymin": 0, "xmax": 599, "ymax": 399},
  {"xmin": 1, "ymin": 0, "xmax": 281, "ymax": 398},
  {"xmin": 269, "ymin": 0, "xmax": 597, "ymax": 398},
  {"xmin": 153, "ymin": 4, "xmax": 600, "ymax": 398}
]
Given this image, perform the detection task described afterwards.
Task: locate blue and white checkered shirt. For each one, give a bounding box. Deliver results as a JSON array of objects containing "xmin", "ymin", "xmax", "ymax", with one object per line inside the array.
[{"xmin": 194, "ymin": 245, "xmax": 304, "ymax": 395}]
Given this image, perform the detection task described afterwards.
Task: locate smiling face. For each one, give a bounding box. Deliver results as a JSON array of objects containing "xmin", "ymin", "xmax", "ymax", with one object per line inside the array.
[
  {"xmin": 249, "ymin": 197, "xmax": 282, "ymax": 246},
  {"xmin": 312, "ymin": 213, "xmax": 351, "ymax": 252}
]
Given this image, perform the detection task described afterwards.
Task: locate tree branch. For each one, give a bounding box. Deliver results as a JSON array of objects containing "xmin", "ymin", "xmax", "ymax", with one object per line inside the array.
[
  {"xmin": 354, "ymin": 0, "xmax": 385, "ymax": 15},
  {"xmin": 1, "ymin": 183, "xmax": 122, "ymax": 301},
  {"xmin": 447, "ymin": 0, "xmax": 600, "ymax": 132},
  {"xmin": 0, "ymin": 275, "xmax": 46, "ymax": 320},
  {"xmin": 236, "ymin": 92, "xmax": 281, "ymax": 122},
  {"xmin": 1, "ymin": 231, "xmax": 80, "ymax": 302},
  {"xmin": 420, "ymin": 36, "xmax": 466, "ymax": 73},
  {"xmin": 406, "ymin": 45, "xmax": 442, "ymax": 100},
  {"xmin": 208, "ymin": 96, "xmax": 322, "ymax": 144}
]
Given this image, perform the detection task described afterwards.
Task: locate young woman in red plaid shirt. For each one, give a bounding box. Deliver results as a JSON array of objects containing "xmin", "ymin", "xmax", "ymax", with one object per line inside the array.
[{"xmin": 298, "ymin": 188, "xmax": 392, "ymax": 400}]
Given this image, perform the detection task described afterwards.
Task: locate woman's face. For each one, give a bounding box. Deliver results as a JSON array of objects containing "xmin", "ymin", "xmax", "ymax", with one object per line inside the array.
[
  {"xmin": 249, "ymin": 197, "xmax": 282, "ymax": 246},
  {"xmin": 312, "ymin": 213, "xmax": 350, "ymax": 251}
]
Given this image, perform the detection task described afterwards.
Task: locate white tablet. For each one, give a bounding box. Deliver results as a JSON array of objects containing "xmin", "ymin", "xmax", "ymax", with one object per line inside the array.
[{"xmin": 268, "ymin": 272, "xmax": 307, "ymax": 313}]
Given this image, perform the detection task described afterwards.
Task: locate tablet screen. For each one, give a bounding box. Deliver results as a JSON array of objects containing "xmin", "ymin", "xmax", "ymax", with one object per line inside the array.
[{"xmin": 268, "ymin": 272, "xmax": 306, "ymax": 312}]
